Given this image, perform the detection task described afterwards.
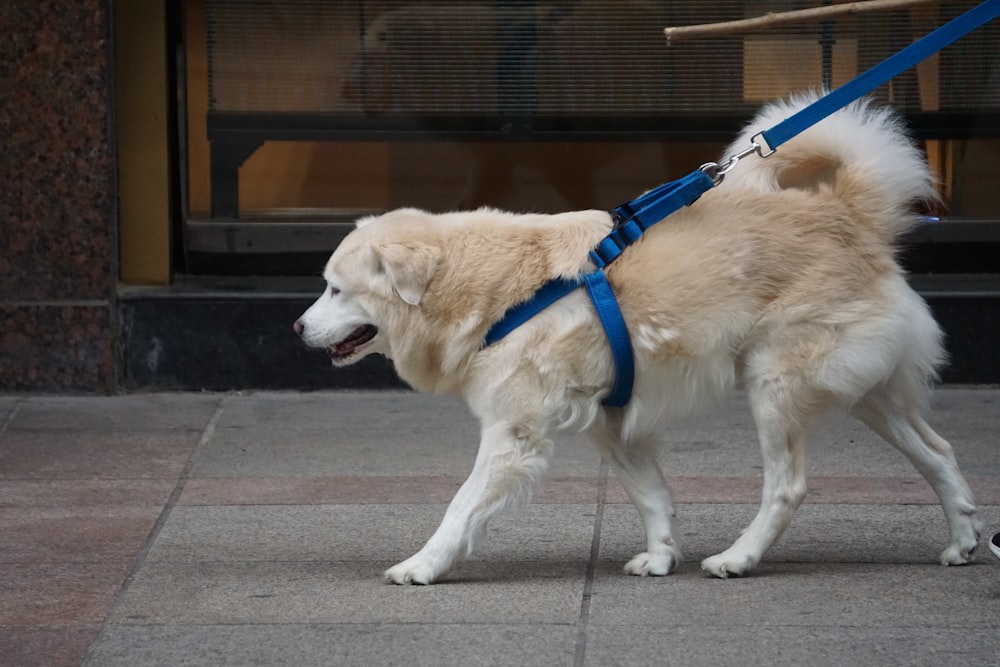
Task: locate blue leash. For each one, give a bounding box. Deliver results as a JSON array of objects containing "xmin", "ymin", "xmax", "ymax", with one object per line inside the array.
[
  {"xmin": 483, "ymin": 0, "xmax": 1000, "ymax": 408},
  {"xmin": 761, "ymin": 0, "xmax": 1000, "ymax": 152}
]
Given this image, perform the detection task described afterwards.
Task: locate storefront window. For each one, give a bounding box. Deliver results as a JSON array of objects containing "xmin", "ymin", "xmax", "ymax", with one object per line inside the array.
[{"xmin": 177, "ymin": 0, "xmax": 1000, "ymax": 274}]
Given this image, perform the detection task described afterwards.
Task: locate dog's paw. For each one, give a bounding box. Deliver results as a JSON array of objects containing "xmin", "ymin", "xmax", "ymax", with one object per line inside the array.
[
  {"xmin": 939, "ymin": 542, "xmax": 976, "ymax": 566},
  {"xmin": 384, "ymin": 557, "xmax": 438, "ymax": 585},
  {"xmin": 624, "ymin": 550, "xmax": 678, "ymax": 577},
  {"xmin": 939, "ymin": 515, "xmax": 982, "ymax": 565},
  {"xmin": 701, "ymin": 550, "xmax": 756, "ymax": 579}
]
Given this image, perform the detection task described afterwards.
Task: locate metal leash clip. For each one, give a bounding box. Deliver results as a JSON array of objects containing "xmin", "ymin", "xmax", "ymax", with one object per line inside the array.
[{"xmin": 699, "ymin": 132, "xmax": 775, "ymax": 187}]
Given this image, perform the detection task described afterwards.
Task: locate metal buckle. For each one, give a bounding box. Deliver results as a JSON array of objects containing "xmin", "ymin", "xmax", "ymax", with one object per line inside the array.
[{"xmin": 751, "ymin": 131, "xmax": 776, "ymax": 158}]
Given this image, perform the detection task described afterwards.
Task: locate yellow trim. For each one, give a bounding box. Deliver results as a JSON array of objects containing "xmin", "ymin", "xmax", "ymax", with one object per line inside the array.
[{"xmin": 116, "ymin": 0, "xmax": 171, "ymax": 285}]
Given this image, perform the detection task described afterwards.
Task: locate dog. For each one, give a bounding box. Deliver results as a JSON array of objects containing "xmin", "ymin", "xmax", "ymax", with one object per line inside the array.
[{"xmin": 294, "ymin": 94, "xmax": 981, "ymax": 583}]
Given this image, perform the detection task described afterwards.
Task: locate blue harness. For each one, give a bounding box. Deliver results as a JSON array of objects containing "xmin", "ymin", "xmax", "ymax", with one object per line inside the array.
[{"xmin": 482, "ymin": 0, "xmax": 1000, "ymax": 408}]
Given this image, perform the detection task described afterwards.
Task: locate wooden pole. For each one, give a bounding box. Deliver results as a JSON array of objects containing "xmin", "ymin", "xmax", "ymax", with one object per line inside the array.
[{"xmin": 664, "ymin": 0, "xmax": 941, "ymax": 43}]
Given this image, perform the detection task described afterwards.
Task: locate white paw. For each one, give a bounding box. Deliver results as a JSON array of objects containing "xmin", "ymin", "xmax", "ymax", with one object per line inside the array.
[
  {"xmin": 384, "ymin": 556, "xmax": 439, "ymax": 585},
  {"xmin": 939, "ymin": 514, "xmax": 982, "ymax": 565},
  {"xmin": 939, "ymin": 542, "xmax": 975, "ymax": 566},
  {"xmin": 701, "ymin": 550, "xmax": 756, "ymax": 579},
  {"xmin": 624, "ymin": 550, "xmax": 678, "ymax": 576}
]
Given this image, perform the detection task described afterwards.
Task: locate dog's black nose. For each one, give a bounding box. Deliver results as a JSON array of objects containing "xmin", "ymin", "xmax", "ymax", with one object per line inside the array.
[{"xmin": 293, "ymin": 320, "xmax": 303, "ymax": 336}]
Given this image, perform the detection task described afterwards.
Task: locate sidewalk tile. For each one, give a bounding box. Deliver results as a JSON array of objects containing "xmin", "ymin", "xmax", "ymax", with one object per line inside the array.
[
  {"xmin": 195, "ymin": 401, "xmax": 601, "ymax": 478},
  {"xmin": 113, "ymin": 561, "xmax": 586, "ymax": 625},
  {"xmin": 0, "ymin": 505, "xmax": 159, "ymax": 563},
  {"xmin": 0, "ymin": 625, "xmax": 100, "ymax": 667},
  {"xmin": 144, "ymin": 504, "xmax": 596, "ymax": 564},
  {"xmin": 9, "ymin": 394, "xmax": 219, "ymax": 431},
  {"xmin": 584, "ymin": 624, "xmax": 1000, "ymax": 667},
  {"xmin": 178, "ymin": 474, "xmax": 602, "ymax": 505},
  {"xmin": 0, "ymin": 430, "xmax": 201, "ymax": 479},
  {"xmin": 0, "ymin": 562, "xmax": 131, "ymax": 624},
  {"xmin": 0, "ymin": 479, "xmax": 175, "ymax": 508},
  {"xmin": 86, "ymin": 623, "xmax": 577, "ymax": 667},
  {"xmin": 586, "ymin": 561, "xmax": 999, "ymax": 628}
]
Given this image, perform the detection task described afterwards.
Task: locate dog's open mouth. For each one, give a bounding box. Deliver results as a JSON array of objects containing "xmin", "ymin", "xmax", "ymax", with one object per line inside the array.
[{"xmin": 329, "ymin": 324, "xmax": 379, "ymax": 360}]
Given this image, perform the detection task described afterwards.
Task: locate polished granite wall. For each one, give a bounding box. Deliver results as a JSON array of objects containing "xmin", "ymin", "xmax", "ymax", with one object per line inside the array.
[{"xmin": 0, "ymin": 0, "xmax": 116, "ymax": 392}]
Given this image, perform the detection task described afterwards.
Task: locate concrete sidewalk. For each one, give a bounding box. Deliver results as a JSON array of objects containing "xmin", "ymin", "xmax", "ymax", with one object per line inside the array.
[{"xmin": 1, "ymin": 389, "xmax": 998, "ymax": 666}]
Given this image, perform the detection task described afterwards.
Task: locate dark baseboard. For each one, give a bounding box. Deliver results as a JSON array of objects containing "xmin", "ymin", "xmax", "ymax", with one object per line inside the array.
[
  {"xmin": 118, "ymin": 275, "xmax": 1000, "ymax": 391},
  {"xmin": 118, "ymin": 283, "xmax": 405, "ymax": 391}
]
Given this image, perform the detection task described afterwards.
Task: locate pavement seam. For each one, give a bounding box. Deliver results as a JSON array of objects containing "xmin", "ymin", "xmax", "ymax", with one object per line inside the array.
[
  {"xmin": 0, "ymin": 399, "xmax": 22, "ymax": 437},
  {"xmin": 80, "ymin": 397, "xmax": 226, "ymax": 666},
  {"xmin": 574, "ymin": 461, "xmax": 608, "ymax": 667}
]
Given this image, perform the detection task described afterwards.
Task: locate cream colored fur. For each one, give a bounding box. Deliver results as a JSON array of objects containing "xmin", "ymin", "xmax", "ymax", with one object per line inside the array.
[{"xmin": 295, "ymin": 95, "xmax": 981, "ymax": 583}]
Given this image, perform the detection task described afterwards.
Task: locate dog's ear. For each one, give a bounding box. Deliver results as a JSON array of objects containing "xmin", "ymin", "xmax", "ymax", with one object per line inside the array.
[{"xmin": 371, "ymin": 241, "xmax": 440, "ymax": 306}]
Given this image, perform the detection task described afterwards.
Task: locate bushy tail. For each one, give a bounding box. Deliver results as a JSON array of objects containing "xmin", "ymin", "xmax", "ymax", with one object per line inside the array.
[{"xmin": 720, "ymin": 92, "xmax": 938, "ymax": 241}]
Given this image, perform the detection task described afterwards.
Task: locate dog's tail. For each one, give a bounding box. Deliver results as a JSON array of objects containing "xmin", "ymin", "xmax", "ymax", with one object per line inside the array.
[{"xmin": 720, "ymin": 92, "xmax": 937, "ymax": 241}]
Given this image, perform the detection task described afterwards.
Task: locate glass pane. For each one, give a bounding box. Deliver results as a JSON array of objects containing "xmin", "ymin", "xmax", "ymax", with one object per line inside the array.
[{"xmin": 181, "ymin": 0, "xmax": 1000, "ymax": 275}]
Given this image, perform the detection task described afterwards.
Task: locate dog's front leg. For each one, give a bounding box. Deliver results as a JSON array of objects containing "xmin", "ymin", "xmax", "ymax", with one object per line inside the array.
[{"xmin": 384, "ymin": 421, "xmax": 552, "ymax": 584}]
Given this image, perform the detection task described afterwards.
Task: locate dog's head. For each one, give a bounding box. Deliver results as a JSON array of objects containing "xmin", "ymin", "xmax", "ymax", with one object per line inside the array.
[
  {"xmin": 295, "ymin": 206, "xmax": 612, "ymax": 391},
  {"xmin": 293, "ymin": 210, "xmax": 442, "ymax": 368}
]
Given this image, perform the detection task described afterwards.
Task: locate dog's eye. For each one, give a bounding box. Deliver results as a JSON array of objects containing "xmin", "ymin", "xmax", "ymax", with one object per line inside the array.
[{"xmin": 329, "ymin": 286, "xmax": 341, "ymax": 297}]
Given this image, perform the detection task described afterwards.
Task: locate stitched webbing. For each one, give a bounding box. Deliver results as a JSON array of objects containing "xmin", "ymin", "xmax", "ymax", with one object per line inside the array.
[
  {"xmin": 592, "ymin": 170, "xmax": 715, "ymax": 269},
  {"xmin": 583, "ymin": 270, "xmax": 634, "ymax": 407},
  {"xmin": 483, "ymin": 277, "xmax": 583, "ymax": 347}
]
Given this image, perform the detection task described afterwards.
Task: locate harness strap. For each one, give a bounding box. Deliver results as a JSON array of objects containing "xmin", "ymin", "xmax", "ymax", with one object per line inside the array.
[
  {"xmin": 582, "ymin": 270, "xmax": 634, "ymax": 408},
  {"xmin": 592, "ymin": 170, "xmax": 715, "ymax": 269},
  {"xmin": 483, "ymin": 277, "xmax": 583, "ymax": 347}
]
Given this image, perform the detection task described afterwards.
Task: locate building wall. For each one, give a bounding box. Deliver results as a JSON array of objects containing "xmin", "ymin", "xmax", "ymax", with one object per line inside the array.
[{"xmin": 0, "ymin": 0, "xmax": 117, "ymax": 392}]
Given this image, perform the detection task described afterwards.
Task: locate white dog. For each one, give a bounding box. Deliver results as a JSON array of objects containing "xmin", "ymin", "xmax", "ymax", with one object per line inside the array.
[{"xmin": 294, "ymin": 95, "xmax": 981, "ymax": 583}]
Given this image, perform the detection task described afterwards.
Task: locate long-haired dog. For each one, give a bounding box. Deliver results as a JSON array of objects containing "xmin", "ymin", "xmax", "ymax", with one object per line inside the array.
[{"xmin": 295, "ymin": 95, "xmax": 981, "ymax": 583}]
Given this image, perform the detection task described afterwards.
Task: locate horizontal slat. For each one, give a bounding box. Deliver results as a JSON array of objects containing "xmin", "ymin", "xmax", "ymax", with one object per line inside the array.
[
  {"xmin": 204, "ymin": 0, "xmax": 998, "ymax": 115},
  {"xmin": 185, "ymin": 216, "xmax": 371, "ymax": 254}
]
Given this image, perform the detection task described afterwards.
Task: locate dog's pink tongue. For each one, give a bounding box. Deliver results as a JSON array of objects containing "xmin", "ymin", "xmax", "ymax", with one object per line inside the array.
[
  {"xmin": 332, "ymin": 325, "xmax": 377, "ymax": 359},
  {"xmin": 334, "ymin": 339, "xmax": 359, "ymax": 357}
]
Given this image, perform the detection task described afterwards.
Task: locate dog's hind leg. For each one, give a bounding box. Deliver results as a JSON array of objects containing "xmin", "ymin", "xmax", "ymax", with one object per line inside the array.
[
  {"xmin": 384, "ymin": 420, "xmax": 552, "ymax": 584},
  {"xmin": 701, "ymin": 377, "xmax": 817, "ymax": 578},
  {"xmin": 851, "ymin": 390, "xmax": 981, "ymax": 564},
  {"xmin": 592, "ymin": 422, "xmax": 681, "ymax": 576}
]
